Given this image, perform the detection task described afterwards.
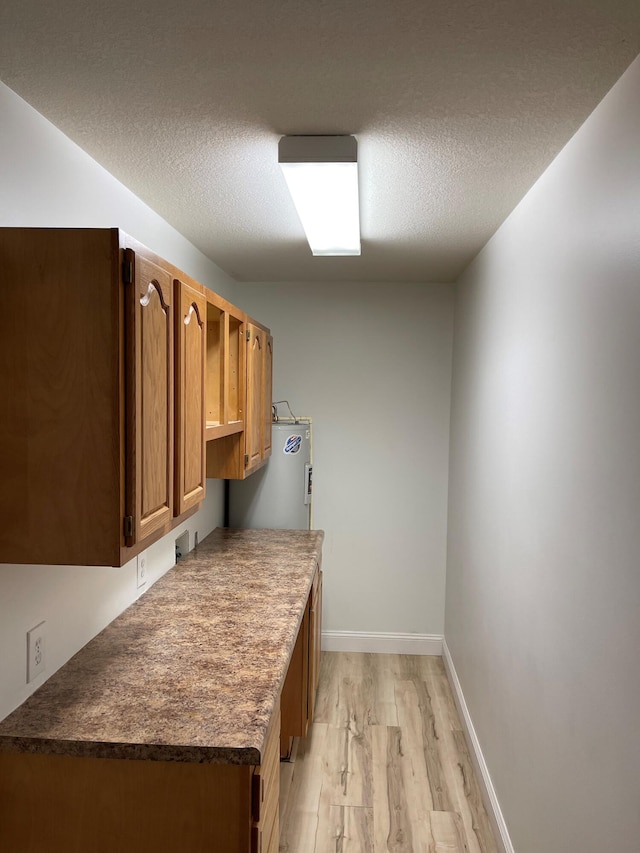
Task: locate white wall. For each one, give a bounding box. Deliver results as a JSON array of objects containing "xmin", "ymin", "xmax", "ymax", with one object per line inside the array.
[
  {"xmin": 236, "ymin": 281, "xmax": 454, "ymax": 644},
  {"xmin": 0, "ymin": 83, "xmax": 233, "ymax": 720},
  {"xmin": 0, "ymin": 83, "xmax": 236, "ymax": 302},
  {"xmin": 445, "ymin": 56, "xmax": 640, "ymax": 853}
]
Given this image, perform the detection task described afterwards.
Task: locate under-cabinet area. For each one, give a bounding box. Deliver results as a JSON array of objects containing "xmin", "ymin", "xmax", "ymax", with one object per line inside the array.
[
  {"xmin": 0, "ymin": 528, "xmax": 323, "ymax": 853},
  {"xmin": 0, "ymin": 228, "xmax": 272, "ymax": 567}
]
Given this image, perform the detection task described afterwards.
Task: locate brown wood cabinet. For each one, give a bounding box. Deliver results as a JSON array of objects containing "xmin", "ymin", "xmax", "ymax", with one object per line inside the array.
[
  {"xmin": 204, "ymin": 290, "xmax": 246, "ymax": 441},
  {"xmin": 0, "ymin": 530, "xmax": 323, "ymax": 852},
  {"xmin": 0, "ymin": 228, "xmax": 206, "ymax": 567},
  {"xmin": 308, "ymin": 560, "xmax": 323, "ymax": 724},
  {"xmin": 252, "ymin": 704, "xmax": 281, "ymax": 853},
  {"xmin": 205, "ymin": 319, "xmax": 273, "ymax": 480},
  {"xmin": 280, "ymin": 561, "xmax": 323, "ymax": 758},
  {"xmin": 0, "ymin": 227, "xmax": 273, "ymax": 565},
  {"xmin": 0, "ymin": 703, "xmax": 281, "ymax": 853}
]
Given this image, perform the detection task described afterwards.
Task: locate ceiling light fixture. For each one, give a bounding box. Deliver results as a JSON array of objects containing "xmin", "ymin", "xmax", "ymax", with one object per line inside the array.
[{"xmin": 278, "ymin": 135, "xmax": 361, "ymax": 257}]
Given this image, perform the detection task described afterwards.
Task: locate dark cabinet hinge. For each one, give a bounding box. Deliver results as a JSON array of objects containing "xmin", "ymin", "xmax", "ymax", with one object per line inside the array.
[
  {"xmin": 123, "ymin": 516, "xmax": 134, "ymax": 537},
  {"xmin": 122, "ymin": 259, "xmax": 134, "ymax": 284},
  {"xmin": 246, "ymin": 329, "xmax": 250, "ymax": 341},
  {"xmin": 244, "ymin": 454, "xmax": 249, "ymax": 467}
]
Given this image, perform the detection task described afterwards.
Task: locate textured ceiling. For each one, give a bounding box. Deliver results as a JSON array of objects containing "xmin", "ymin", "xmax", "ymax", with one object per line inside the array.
[{"xmin": 1, "ymin": 0, "xmax": 639, "ymax": 282}]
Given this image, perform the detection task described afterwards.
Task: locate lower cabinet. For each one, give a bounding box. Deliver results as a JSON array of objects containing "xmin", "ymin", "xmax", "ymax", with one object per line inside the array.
[
  {"xmin": 0, "ymin": 528, "xmax": 322, "ymax": 853},
  {"xmin": 308, "ymin": 562, "xmax": 323, "ymax": 724},
  {"xmin": 280, "ymin": 561, "xmax": 323, "ymax": 759},
  {"xmin": 0, "ymin": 703, "xmax": 281, "ymax": 853}
]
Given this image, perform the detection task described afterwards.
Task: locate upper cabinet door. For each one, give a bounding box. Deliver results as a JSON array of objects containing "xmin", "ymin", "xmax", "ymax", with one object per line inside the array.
[
  {"xmin": 245, "ymin": 323, "xmax": 264, "ymax": 471},
  {"xmin": 262, "ymin": 335, "xmax": 273, "ymax": 460},
  {"xmin": 125, "ymin": 249, "xmax": 174, "ymax": 545},
  {"xmin": 175, "ymin": 280, "xmax": 206, "ymax": 516}
]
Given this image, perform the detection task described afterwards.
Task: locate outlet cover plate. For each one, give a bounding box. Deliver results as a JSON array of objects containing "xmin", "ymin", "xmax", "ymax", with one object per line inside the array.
[
  {"xmin": 137, "ymin": 551, "xmax": 148, "ymax": 589},
  {"xmin": 27, "ymin": 621, "xmax": 46, "ymax": 683}
]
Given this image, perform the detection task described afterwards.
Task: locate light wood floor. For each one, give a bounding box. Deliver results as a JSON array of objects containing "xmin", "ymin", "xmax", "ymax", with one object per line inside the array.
[{"xmin": 279, "ymin": 652, "xmax": 499, "ymax": 853}]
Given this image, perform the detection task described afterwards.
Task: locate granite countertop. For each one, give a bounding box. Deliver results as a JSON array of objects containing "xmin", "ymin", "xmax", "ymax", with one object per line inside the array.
[{"xmin": 0, "ymin": 528, "xmax": 324, "ymax": 766}]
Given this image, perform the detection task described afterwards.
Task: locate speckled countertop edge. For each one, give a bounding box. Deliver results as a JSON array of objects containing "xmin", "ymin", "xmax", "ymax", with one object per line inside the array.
[{"xmin": 0, "ymin": 528, "xmax": 324, "ymax": 766}]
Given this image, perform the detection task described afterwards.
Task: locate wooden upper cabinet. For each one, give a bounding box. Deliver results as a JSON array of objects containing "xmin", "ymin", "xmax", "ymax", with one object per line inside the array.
[
  {"xmin": 205, "ymin": 316, "xmax": 273, "ymax": 481},
  {"xmin": 0, "ymin": 228, "xmax": 213, "ymax": 567},
  {"xmin": 174, "ymin": 279, "xmax": 206, "ymax": 517},
  {"xmin": 205, "ymin": 292, "xmax": 246, "ymax": 440},
  {"xmin": 0, "ymin": 228, "xmax": 274, "ymax": 565}
]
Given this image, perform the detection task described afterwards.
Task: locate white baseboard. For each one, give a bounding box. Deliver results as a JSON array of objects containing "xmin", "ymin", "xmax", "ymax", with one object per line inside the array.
[
  {"xmin": 442, "ymin": 640, "xmax": 514, "ymax": 853},
  {"xmin": 321, "ymin": 630, "xmax": 443, "ymax": 656}
]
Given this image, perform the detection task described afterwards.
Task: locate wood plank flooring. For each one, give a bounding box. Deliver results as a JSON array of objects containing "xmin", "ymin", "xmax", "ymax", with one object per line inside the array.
[{"xmin": 279, "ymin": 652, "xmax": 499, "ymax": 853}]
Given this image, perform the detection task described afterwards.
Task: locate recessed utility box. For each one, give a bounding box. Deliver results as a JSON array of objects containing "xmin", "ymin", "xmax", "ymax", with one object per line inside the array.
[{"xmin": 175, "ymin": 531, "xmax": 189, "ymax": 562}]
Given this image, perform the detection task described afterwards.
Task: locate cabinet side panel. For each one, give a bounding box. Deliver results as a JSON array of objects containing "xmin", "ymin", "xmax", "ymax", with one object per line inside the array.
[{"xmin": 0, "ymin": 228, "xmax": 120, "ymax": 565}]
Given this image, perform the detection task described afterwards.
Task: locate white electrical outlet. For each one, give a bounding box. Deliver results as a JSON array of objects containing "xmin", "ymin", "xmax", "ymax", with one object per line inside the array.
[
  {"xmin": 137, "ymin": 550, "xmax": 148, "ymax": 589},
  {"xmin": 27, "ymin": 621, "xmax": 46, "ymax": 683}
]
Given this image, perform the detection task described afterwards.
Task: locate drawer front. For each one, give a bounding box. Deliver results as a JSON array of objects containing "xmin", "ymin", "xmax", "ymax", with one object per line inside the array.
[{"xmin": 251, "ymin": 702, "xmax": 280, "ymax": 853}]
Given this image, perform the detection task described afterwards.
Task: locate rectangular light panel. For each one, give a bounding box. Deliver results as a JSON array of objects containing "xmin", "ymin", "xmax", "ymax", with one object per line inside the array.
[{"xmin": 278, "ymin": 136, "xmax": 361, "ymax": 257}]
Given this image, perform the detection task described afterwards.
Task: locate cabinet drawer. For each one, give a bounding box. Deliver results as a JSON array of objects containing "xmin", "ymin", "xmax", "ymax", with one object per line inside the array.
[
  {"xmin": 251, "ymin": 702, "xmax": 280, "ymax": 840},
  {"xmin": 251, "ymin": 762, "xmax": 279, "ymax": 853},
  {"xmin": 253, "ymin": 778, "xmax": 278, "ymax": 853}
]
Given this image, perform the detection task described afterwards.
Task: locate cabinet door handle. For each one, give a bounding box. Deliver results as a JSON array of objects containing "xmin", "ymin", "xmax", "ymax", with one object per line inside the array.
[
  {"xmin": 183, "ymin": 303, "xmax": 202, "ymax": 326},
  {"xmin": 139, "ymin": 280, "xmax": 168, "ymax": 310},
  {"xmin": 139, "ymin": 281, "xmax": 157, "ymax": 307}
]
